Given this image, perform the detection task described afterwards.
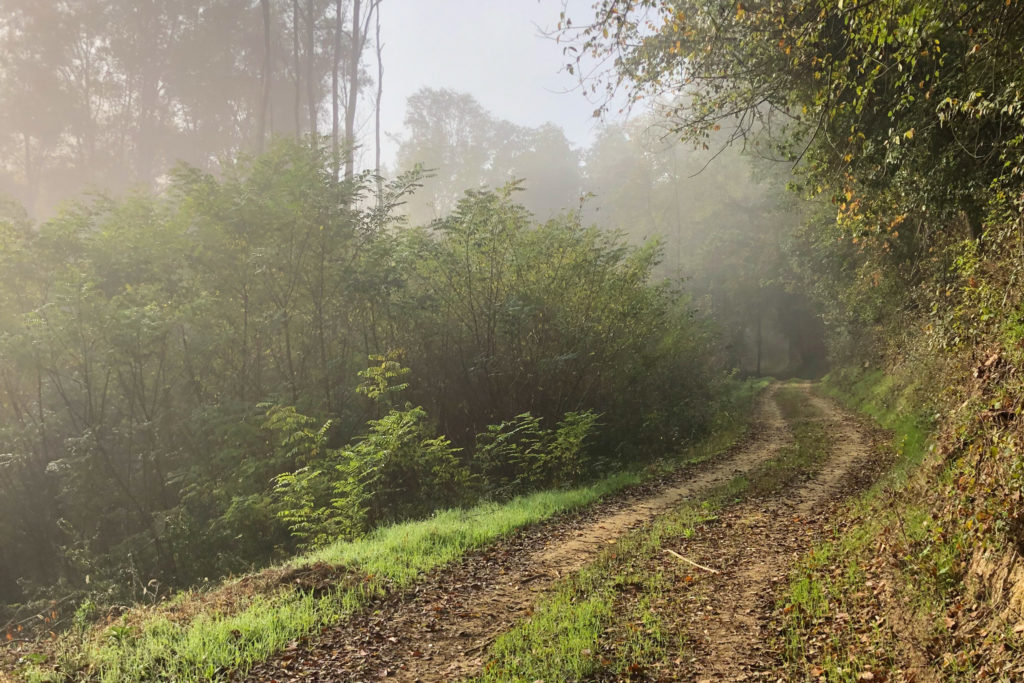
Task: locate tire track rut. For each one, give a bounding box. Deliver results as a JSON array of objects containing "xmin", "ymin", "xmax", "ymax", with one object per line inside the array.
[
  {"xmin": 244, "ymin": 385, "xmax": 794, "ymax": 682},
  {"xmin": 681, "ymin": 383, "xmax": 879, "ymax": 682}
]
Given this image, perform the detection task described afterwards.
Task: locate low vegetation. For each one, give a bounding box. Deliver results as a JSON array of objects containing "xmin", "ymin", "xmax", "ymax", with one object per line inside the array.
[
  {"xmin": 779, "ymin": 371, "xmax": 935, "ymax": 680},
  {"xmin": 779, "ymin": 361, "xmax": 1024, "ymax": 680},
  {"xmin": 22, "ymin": 478, "xmax": 628, "ymax": 682},
  {"xmin": 8, "ymin": 380, "xmax": 766, "ymax": 682},
  {"xmin": 480, "ymin": 502, "xmax": 717, "ymax": 682}
]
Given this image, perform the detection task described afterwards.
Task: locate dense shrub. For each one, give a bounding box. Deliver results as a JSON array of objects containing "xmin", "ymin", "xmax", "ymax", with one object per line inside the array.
[
  {"xmin": 0, "ymin": 141, "xmax": 723, "ymax": 603},
  {"xmin": 271, "ymin": 404, "xmax": 471, "ymax": 549},
  {"xmin": 475, "ymin": 411, "xmax": 598, "ymax": 498}
]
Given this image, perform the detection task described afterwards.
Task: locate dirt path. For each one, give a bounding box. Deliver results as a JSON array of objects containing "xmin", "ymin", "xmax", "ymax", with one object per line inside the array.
[
  {"xmin": 679, "ymin": 384, "xmax": 879, "ymax": 681},
  {"xmin": 243, "ymin": 385, "xmax": 795, "ymax": 682}
]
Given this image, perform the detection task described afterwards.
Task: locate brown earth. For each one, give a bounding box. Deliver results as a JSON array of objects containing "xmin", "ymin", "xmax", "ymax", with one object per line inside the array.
[
  {"xmin": 243, "ymin": 384, "xmax": 803, "ymax": 682},
  {"xmin": 675, "ymin": 387, "xmax": 881, "ymax": 682}
]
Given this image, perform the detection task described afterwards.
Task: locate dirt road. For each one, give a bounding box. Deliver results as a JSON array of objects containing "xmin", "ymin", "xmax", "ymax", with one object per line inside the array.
[
  {"xmin": 679, "ymin": 386, "xmax": 877, "ymax": 682},
  {"xmin": 243, "ymin": 383, "xmax": 877, "ymax": 682}
]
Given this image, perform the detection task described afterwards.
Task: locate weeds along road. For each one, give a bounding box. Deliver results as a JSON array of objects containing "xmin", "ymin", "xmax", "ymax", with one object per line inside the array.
[
  {"xmin": 242, "ymin": 383, "xmax": 879, "ymax": 682},
  {"xmin": 672, "ymin": 387, "xmax": 878, "ymax": 682}
]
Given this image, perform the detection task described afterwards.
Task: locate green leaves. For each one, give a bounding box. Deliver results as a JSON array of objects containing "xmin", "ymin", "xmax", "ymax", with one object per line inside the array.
[
  {"xmin": 357, "ymin": 352, "xmax": 411, "ymax": 408},
  {"xmin": 271, "ymin": 404, "xmax": 472, "ymax": 549},
  {"xmin": 573, "ymin": 0, "xmax": 1024, "ymax": 248},
  {"xmin": 473, "ymin": 410, "xmax": 601, "ymax": 498}
]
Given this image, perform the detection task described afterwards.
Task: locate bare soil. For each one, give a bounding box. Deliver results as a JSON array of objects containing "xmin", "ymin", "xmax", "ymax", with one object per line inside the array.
[
  {"xmin": 676, "ymin": 386, "xmax": 880, "ymax": 682},
  {"xmin": 243, "ymin": 385, "xmax": 800, "ymax": 682}
]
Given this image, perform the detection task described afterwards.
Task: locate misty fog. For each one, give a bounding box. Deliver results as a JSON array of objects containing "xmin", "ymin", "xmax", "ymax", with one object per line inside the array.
[{"xmin": 0, "ymin": 0, "xmax": 822, "ymax": 646}]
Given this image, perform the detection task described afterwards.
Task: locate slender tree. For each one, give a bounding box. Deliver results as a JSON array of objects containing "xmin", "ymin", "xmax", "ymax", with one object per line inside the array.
[
  {"xmin": 374, "ymin": 2, "xmax": 383, "ymax": 202},
  {"xmin": 304, "ymin": 0, "xmax": 318, "ymax": 141},
  {"xmin": 331, "ymin": 0, "xmax": 344, "ymax": 175},
  {"xmin": 258, "ymin": 0, "xmax": 273, "ymax": 153},
  {"xmin": 343, "ymin": 0, "xmax": 377, "ymax": 182},
  {"xmin": 292, "ymin": 0, "xmax": 301, "ymax": 138}
]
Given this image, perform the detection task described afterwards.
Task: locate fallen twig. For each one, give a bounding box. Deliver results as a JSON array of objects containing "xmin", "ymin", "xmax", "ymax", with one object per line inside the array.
[
  {"xmin": 663, "ymin": 549, "xmax": 721, "ymax": 574},
  {"xmin": 464, "ymin": 636, "xmax": 495, "ymax": 655}
]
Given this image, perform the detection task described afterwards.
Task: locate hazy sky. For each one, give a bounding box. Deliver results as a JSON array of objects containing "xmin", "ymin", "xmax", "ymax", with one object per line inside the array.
[{"xmin": 372, "ymin": 0, "xmax": 610, "ymax": 169}]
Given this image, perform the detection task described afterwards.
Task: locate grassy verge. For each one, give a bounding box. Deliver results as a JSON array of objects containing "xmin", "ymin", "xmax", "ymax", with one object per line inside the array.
[
  {"xmin": 778, "ymin": 368, "xmax": 949, "ymax": 681},
  {"xmin": 34, "ymin": 479, "xmax": 640, "ymax": 682},
  {"xmin": 478, "ymin": 385, "xmax": 829, "ymax": 681},
  {"xmin": 819, "ymin": 368, "xmax": 933, "ymax": 491},
  {"xmin": 17, "ymin": 380, "xmax": 770, "ymax": 682},
  {"xmin": 479, "ymin": 502, "xmax": 718, "ymax": 682}
]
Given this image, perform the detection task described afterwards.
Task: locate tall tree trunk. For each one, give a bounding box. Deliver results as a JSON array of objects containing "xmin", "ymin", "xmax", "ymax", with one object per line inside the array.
[
  {"xmin": 292, "ymin": 0, "xmax": 301, "ymax": 139},
  {"xmin": 965, "ymin": 203, "xmax": 985, "ymax": 241},
  {"xmin": 374, "ymin": 2, "xmax": 383, "ymax": 204},
  {"xmin": 22, "ymin": 133, "xmax": 37, "ymax": 214},
  {"xmin": 305, "ymin": 0, "xmax": 318, "ymax": 141},
  {"xmin": 258, "ymin": 0, "xmax": 272, "ymax": 153},
  {"xmin": 755, "ymin": 306, "xmax": 763, "ymax": 377},
  {"xmin": 134, "ymin": 65, "xmax": 160, "ymax": 185},
  {"xmin": 344, "ymin": 0, "xmax": 362, "ymax": 182},
  {"xmin": 332, "ymin": 0, "xmax": 343, "ymax": 177}
]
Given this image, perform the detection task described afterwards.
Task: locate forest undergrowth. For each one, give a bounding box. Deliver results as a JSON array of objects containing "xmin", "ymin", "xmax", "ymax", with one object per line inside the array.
[{"xmin": 2, "ymin": 380, "xmax": 767, "ymax": 682}]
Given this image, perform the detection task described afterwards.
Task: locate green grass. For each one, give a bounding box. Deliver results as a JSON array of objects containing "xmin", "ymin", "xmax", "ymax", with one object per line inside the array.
[
  {"xmin": 820, "ymin": 368, "xmax": 933, "ymax": 491},
  {"xmin": 720, "ymin": 386, "xmax": 830, "ymax": 501},
  {"xmin": 775, "ymin": 383, "xmax": 822, "ymax": 421},
  {"xmin": 29, "ymin": 476, "xmax": 640, "ymax": 682},
  {"xmin": 478, "ymin": 385, "xmax": 831, "ymax": 681},
  {"xmin": 22, "ymin": 380, "xmax": 769, "ymax": 683},
  {"xmin": 479, "ymin": 503, "xmax": 717, "ymax": 682},
  {"xmin": 779, "ymin": 367, "xmax": 943, "ymax": 681},
  {"xmin": 304, "ymin": 476, "xmax": 640, "ymax": 583}
]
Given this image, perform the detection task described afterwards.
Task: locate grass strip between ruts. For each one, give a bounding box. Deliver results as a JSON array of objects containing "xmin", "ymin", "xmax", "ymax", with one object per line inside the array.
[{"xmin": 778, "ymin": 369, "xmax": 940, "ymax": 681}]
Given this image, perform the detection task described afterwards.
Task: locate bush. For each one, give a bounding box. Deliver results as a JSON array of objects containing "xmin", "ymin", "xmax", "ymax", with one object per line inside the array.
[
  {"xmin": 339, "ymin": 407, "xmax": 472, "ymax": 527},
  {"xmin": 272, "ymin": 405, "xmax": 471, "ymax": 548},
  {"xmin": 475, "ymin": 410, "xmax": 600, "ymax": 498}
]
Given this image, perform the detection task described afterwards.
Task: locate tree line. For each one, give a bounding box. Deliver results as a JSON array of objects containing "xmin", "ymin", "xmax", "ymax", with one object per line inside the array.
[
  {"xmin": 0, "ymin": 0, "xmax": 381, "ymax": 216},
  {"xmin": 0, "ymin": 141, "xmax": 723, "ymax": 606},
  {"xmin": 397, "ymin": 88, "xmax": 825, "ymax": 376}
]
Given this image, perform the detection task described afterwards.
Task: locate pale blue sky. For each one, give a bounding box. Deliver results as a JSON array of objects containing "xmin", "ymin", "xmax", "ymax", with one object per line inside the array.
[{"xmin": 370, "ymin": 0, "xmax": 615, "ymax": 168}]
